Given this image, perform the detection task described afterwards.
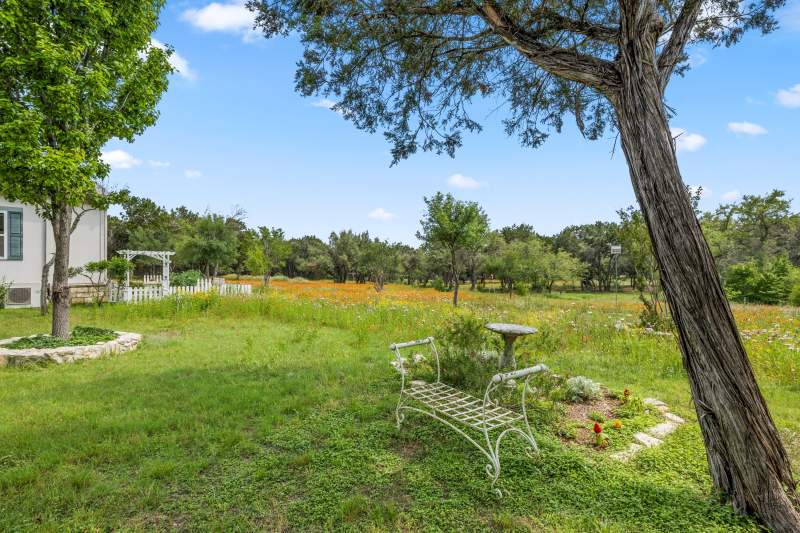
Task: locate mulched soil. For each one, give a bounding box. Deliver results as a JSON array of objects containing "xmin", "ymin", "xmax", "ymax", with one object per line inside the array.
[{"xmin": 561, "ymin": 389, "xmax": 623, "ymax": 448}]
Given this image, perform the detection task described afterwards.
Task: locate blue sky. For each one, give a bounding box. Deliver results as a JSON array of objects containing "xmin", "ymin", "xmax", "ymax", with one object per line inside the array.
[{"xmin": 103, "ymin": 1, "xmax": 800, "ymax": 245}]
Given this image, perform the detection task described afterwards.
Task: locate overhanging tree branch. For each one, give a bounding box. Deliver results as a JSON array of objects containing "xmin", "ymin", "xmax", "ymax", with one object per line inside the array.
[
  {"xmin": 657, "ymin": 0, "xmax": 702, "ymax": 88},
  {"xmin": 477, "ymin": 1, "xmax": 621, "ymax": 95}
]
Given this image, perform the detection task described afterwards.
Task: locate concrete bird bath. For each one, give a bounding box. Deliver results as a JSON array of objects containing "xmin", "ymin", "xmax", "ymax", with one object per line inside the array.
[{"xmin": 485, "ymin": 323, "xmax": 537, "ymax": 369}]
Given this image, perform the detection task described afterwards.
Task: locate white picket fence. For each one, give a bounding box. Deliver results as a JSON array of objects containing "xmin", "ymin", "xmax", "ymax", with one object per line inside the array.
[
  {"xmin": 110, "ymin": 279, "xmax": 251, "ymax": 304},
  {"xmin": 143, "ymin": 274, "xmax": 225, "ymax": 286},
  {"xmin": 143, "ymin": 274, "xmax": 163, "ymax": 285}
]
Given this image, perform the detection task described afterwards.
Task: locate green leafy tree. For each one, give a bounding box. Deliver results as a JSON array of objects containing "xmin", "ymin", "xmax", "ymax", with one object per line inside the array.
[
  {"xmin": 251, "ymin": 1, "xmax": 798, "ymax": 524},
  {"xmin": 554, "ymin": 222, "xmax": 620, "ymax": 291},
  {"xmin": 286, "ymin": 236, "xmax": 334, "ymax": 279},
  {"xmin": 245, "ymin": 227, "xmax": 291, "ymax": 286},
  {"xmin": 74, "ymin": 257, "xmax": 132, "ymax": 305},
  {"xmin": 0, "ymin": 1, "xmax": 171, "ymax": 337},
  {"xmin": 75, "ymin": 260, "xmax": 110, "ymax": 305},
  {"xmin": 704, "ymin": 190, "xmax": 798, "ymax": 271},
  {"xmin": 362, "ymin": 238, "xmax": 400, "ymax": 292},
  {"xmin": 178, "ymin": 214, "xmax": 239, "ymax": 277},
  {"xmin": 417, "ymin": 193, "xmax": 489, "ymax": 306},
  {"xmin": 485, "ymin": 239, "xmax": 536, "ymax": 296},
  {"xmin": 499, "ymin": 224, "xmax": 539, "ymax": 244},
  {"xmin": 725, "ymin": 258, "xmax": 799, "ymax": 305},
  {"xmin": 537, "ymin": 249, "xmax": 585, "ymax": 293},
  {"xmin": 328, "ymin": 230, "xmax": 369, "ymax": 283}
]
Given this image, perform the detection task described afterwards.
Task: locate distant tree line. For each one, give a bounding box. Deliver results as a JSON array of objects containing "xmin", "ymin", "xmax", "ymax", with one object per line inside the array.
[{"xmin": 109, "ymin": 189, "xmax": 800, "ymax": 306}]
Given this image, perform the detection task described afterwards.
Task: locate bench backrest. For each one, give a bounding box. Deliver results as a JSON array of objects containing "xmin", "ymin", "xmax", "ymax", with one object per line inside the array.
[{"xmin": 389, "ymin": 337, "xmax": 441, "ymax": 383}]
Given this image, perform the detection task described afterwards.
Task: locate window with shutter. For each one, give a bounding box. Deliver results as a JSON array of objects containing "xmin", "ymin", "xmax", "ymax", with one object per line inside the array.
[
  {"xmin": 8, "ymin": 210, "xmax": 22, "ymax": 260},
  {"xmin": 0, "ymin": 209, "xmax": 22, "ymax": 261},
  {"xmin": 0, "ymin": 211, "xmax": 5, "ymax": 259}
]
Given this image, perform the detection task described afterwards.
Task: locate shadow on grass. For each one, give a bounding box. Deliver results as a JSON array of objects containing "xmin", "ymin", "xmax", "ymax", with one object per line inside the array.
[{"xmin": 0, "ymin": 355, "xmax": 755, "ymax": 531}]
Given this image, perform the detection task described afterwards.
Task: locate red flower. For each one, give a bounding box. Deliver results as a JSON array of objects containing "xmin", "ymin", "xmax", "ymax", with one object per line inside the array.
[
  {"xmin": 623, "ymin": 388, "xmax": 631, "ymax": 398},
  {"xmin": 593, "ymin": 422, "xmax": 602, "ymax": 434}
]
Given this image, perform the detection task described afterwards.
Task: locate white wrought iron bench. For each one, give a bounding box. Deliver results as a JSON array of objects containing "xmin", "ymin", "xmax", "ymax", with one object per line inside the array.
[{"xmin": 390, "ymin": 337, "xmax": 548, "ymax": 496}]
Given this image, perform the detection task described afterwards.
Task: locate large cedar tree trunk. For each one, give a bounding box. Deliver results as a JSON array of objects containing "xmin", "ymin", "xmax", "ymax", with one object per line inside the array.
[
  {"xmin": 50, "ymin": 204, "xmax": 72, "ymax": 339},
  {"xmin": 614, "ymin": 13, "xmax": 799, "ymax": 530}
]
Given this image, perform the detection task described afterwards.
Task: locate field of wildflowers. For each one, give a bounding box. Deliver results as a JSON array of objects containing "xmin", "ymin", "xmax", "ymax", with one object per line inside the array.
[{"xmin": 0, "ymin": 283, "xmax": 797, "ymax": 531}]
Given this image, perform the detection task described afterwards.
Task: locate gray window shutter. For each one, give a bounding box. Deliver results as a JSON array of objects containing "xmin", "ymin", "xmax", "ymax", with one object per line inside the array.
[{"xmin": 8, "ymin": 210, "xmax": 22, "ymax": 260}]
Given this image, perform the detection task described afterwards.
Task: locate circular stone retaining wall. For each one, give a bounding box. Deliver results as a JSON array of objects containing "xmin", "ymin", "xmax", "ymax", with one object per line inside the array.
[{"xmin": 0, "ymin": 332, "xmax": 142, "ymax": 367}]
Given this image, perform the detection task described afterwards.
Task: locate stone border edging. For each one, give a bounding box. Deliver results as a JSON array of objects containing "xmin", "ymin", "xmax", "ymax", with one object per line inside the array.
[
  {"xmin": 610, "ymin": 398, "xmax": 686, "ymax": 461},
  {"xmin": 0, "ymin": 332, "xmax": 142, "ymax": 366}
]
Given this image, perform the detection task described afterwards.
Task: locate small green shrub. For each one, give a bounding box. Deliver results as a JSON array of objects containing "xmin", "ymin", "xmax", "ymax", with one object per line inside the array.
[
  {"xmin": 639, "ymin": 295, "xmax": 673, "ymax": 331},
  {"xmin": 0, "ymin": 278, "xmax": 11, "ymax": 309},
  {"xmin": 588, "ymin": 410, "xmax": 605, "ymax": 423},
  {"xmin": 6, "ymin": 326, "xmax": 117, "ymax": 349},
  {"xmin": 436, "ymin": 314, "xmax": 494, "ymax": 391},
  {"xmin": 564, "ymin": 376, "xmax": 600, "ymax": 403},
  {"xmin": 513, "ymin": 284, "xmax": 529, "ymax": 297},
  {"xmin": 171, "ymin": 270, "xmax": 203, "ymax": 287},
  {"xmin": 615, "ymin": 395, "xmax": 645, "ymax": 419},
  {"xmin": 439, "ymin": 313, "xmax": 490, "ymax": 359},
  {"xmin": 431, "ymin": 278, "xmax": 449, "ymax": 292}
]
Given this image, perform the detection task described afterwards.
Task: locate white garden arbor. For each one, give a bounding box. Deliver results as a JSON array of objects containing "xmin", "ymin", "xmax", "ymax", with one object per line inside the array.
[{"xmin": 117, "ymin": 250, "xmax": 175, "ymax": 293}]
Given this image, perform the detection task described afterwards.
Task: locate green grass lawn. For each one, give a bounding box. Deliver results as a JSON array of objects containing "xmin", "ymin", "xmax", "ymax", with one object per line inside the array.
[{"xmin": 1, "ymin": 289, "xmax": 797, "ymax": 531}]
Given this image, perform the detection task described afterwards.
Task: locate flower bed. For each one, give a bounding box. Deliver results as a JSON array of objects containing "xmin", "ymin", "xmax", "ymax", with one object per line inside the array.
[
  {"xmin": 4, "ymin": 326, "xmax": 118, "ymax": 349},
  {"xmin": 0, "ymin": 329, "xmax": 141, "ymax": 366}
]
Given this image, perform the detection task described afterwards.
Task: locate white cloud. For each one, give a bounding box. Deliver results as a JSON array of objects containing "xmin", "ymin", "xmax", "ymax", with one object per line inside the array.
[
  {"xmin": 313, "ymin": 98, "xmax": 337, "ymax": 109},
  {"xmin": 102, "ymin": 149, "xmax": 141, "ymax": 169},
  {"xmin": 745, "ymin": 96, "xmax": 765, "ymax": 105},
  {"xmin": 688, "ymin": 50, "xmax": 707, "ymax": 68},
  {"xmin": 727, "ymin": 121, "xmax": 767, "ymax": 136},
  {"xmin": 722, "ymin": 190, "xmax": 741, "ymax": 201},
  {"xmin": 312, "ymin": 98, "xmax": 345, "ymax": 115},
  {"xmin": 150, "ymin": 39, "xmax": 197, "ymax": 81},
  {"xmin": 148, "ymin": 160, "xmax": 171, "ymax": 168},
  {"xmin": 447, "ymin": 173, "xmax": 482, "ymax": 189},
  {"xmin": 368, "ymin": 208, "xmax": 396, "ymax": 221},
  {"xmin": 776, "ymin": 84, "xmax": 800, "ymax": 108},
  {"xmin": 688, "ymin": 185, "xmax": 712, "ymax": 199},
  {"xmin": 181, "ymin": 2, "xmax": 258, "ymax": 42},
  {"xmin": 185, "ymin": 169, "xmax": 203, "ymax": 179},
  {"xmin": 670, "ymin": 128, "xmax": 707, "ymax": 152}
]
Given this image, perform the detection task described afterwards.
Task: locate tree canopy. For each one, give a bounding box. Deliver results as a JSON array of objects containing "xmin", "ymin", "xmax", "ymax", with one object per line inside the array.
[
  {"xmin": 0, "ymin": 0, "xmax": 171, "ymax": 217},
  {"xmin": 249, "ymin": 0, "xmax": 780, "ymax": 162}
]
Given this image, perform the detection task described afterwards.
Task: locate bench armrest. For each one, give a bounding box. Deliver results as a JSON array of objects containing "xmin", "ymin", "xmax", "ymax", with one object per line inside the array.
[
  {"xmin": 491, "ymin": 364, "xmax": 548, "ymax": 383},
  {"xmin": 389, "ymin": 337, "xmax": 433, "ymax": 351}
]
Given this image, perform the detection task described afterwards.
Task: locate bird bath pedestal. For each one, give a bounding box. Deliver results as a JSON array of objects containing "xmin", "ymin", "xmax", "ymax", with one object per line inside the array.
[{"xmin": 485, "ymin": 323, "xmax": 538, "ymax": 369}]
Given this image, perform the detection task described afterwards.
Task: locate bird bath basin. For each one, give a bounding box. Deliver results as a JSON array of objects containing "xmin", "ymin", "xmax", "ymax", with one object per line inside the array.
[{"xmin": 485, "ymin": 323, "xmax": 537, "ymax": 369}]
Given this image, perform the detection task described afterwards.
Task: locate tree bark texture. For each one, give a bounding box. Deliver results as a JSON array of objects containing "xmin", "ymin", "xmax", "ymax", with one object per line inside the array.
[
  {"xmin": 614, "ymin": 9, "xmax": 799, "ymax": 529},
  {"xmin": 50, "ymin": 203, "xmax": 72, "ymax": 339},
  {"xmin": 39, "ymin": 256, "xmax": 54, "ymax": 315}
]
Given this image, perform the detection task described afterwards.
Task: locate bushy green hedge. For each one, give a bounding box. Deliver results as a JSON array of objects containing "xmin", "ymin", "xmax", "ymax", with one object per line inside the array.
[
  {"xmin": 171, "ymin": 270, "xmax": 203, "ymax": 287},
  {"xmin": 724, "ymin": 257, "xmax": 799, "ymax": 305}
]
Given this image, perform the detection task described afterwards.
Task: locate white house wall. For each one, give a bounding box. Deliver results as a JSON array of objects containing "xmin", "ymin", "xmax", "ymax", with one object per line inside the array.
[{"xmin": 0, "ymin": 197, "xmax": 107, "ymax": 307}]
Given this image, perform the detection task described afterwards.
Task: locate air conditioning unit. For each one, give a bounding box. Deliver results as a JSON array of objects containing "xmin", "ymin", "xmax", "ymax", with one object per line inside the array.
[{"xmin": 8, "ymin": 287, "xmax": 32, "ymax": 306}]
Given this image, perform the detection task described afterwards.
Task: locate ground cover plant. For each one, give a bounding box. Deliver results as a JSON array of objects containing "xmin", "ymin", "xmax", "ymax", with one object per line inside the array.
[
  {"xmin": 0, "ymin": 284, "xmax": 798, "ymax": 530},
  {"xmin": 4, "ymin": 326, "xmax": 118, "ymax": 350}
]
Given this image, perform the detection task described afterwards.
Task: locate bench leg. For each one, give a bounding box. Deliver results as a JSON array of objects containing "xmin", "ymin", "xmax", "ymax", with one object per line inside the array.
[{"xmin": 395, "ymin": 399, "xmax": 406, "ymax": 429}]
